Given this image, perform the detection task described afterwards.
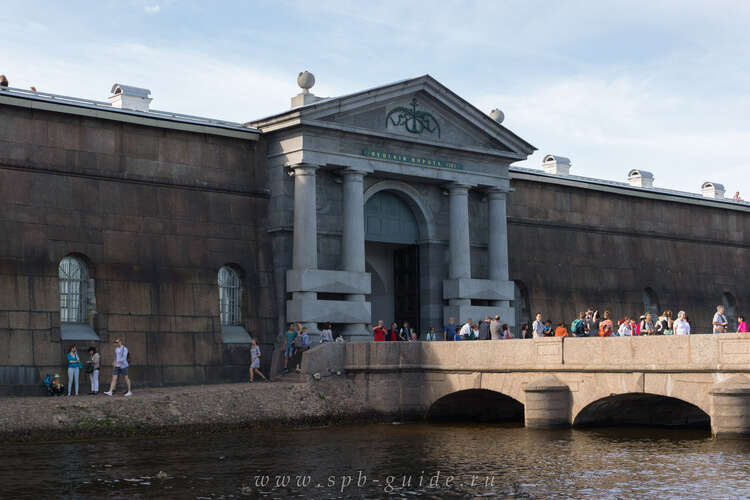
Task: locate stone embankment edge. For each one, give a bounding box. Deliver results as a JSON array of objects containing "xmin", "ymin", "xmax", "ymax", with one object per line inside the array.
[{"xmin": 0, "ymin": 378, "xmax": 392, "ymax": 444}]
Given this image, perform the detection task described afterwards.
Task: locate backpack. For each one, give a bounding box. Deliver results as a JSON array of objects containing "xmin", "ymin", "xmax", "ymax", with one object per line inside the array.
[
  {"xmin": 599, "ymin": 321, "xmax": 612, "ymax": 337},
  {"xmin": 571, "ymin": 319, "xmax": 583, "ymax": 335}
]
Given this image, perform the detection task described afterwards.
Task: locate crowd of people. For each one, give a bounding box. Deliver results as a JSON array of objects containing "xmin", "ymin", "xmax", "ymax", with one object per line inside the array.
[
  {"xmin": 365, "ymin": 304, "xmax": 748, "ymax": 342},
  {"xmin": 43, "ymin": 337, "xmax": 133, "ymax": 397}
]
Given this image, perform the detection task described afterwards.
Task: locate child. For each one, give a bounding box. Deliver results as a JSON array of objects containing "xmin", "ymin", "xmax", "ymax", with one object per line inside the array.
[
  {"xmin": 737, "ymin": 314, "xmax": 748, "ymax": 333},
  {"xmin": 249, "ymin": 338, "xmax": 268, "ymax": 383},
  {"xmin": 554, "ymin": 322, "xmax": 568, "ymax": 337},
  {"xmin": 502, "ymin": 324, "xmax": 511, "ymax": 339}
]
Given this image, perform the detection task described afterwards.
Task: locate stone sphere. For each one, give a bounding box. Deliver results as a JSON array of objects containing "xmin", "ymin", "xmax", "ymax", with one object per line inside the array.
[
  {"xmin": 297, "ymin": 71, "xmax": 315, "ymax": 91},
  {"xmin": 489, "ymin": 108, "xmax": 505, "ymax": 123}
]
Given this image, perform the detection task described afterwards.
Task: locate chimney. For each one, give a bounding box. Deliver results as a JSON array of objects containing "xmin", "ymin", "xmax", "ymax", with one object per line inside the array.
[
  {"xmin": 291, "ymin": 71, "xmax": 322, "ymax": 108},
  {"xmin": 109, "ymin": 83, "xmax": 152, "ymax": 112},
  {"xmin": 627, "ymin": 169, "xmax": 654, "ymax": 188},
  {"xmin": 542, "ymin": 155, "xmax": 571, "ymax": 175},
  {"xmin": 701, "ymin": 181, "xmax": 725, "ymax": 199}
]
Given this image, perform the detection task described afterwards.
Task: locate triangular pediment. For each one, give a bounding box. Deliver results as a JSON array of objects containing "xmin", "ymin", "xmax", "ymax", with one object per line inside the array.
[{"xmin": 250, "ymin": 75, "xmax": 535, "ymax": 159}]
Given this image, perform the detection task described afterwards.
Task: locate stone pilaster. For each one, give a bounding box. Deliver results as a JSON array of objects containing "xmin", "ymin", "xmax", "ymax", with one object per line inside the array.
[
  {"xmin": 341, "ymin": 168, "xmax": 369, "ymax": 340},
  {"xmin": 448, "ymin": 183, "xmax": 471, "ymax": 307},
  {"xmin": 291, "ymin": 163, "xmax": 319, "ymax": 333}
]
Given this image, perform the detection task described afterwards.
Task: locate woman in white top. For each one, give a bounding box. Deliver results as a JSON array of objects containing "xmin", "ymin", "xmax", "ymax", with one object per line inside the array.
[
  {"xmin": 320, "ymin": 323, "xmax": 334, "ymax": 343},
  {"xmin": 673, "ymin": 310, "xmax": 691, "ymax": 335},
  {"xmin": 617, "ymin": 316, "xmax": 634, "ymax": 336}
]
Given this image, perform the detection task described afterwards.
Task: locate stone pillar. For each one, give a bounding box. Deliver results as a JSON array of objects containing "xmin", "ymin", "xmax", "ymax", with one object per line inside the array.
[
  {"xmin": 291, "ymin": 163, "xmax": 319, "ymax": 333},
  {"xmin": 341, "ymin": 168, "xmax": 369, "ymax": 340},
  {"xmin": 523, "ymin": 375, "xmax": 571, "ymax": 429},
  {"xmin": 710, "ymin": 375, "xmax": 750, "ymax": 438},
  {"xmin": 487, "ymin": 189, "xmax": 509, "ymax": 282},
  {"xmin": 448, "ymin": 183, "xmax": 471, "ymax": 307}
]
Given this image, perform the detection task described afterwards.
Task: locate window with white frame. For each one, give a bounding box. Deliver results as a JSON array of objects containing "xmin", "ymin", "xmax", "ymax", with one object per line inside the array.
[
  {"xmin": 218, "ymin": 266, "xmax": 243, "ymax": 326},
  {"xmin": 59, "ymin": 256, "xmax": 88, "ymax": 323}
]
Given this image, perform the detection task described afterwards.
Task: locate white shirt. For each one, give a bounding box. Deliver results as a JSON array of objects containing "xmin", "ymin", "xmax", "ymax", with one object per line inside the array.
[
  {"xmin": 115, "ymin": 345, "xmax": 129, "ymax": 368},
  {"xmin": 320, "ymin": 329, "xmax": 333, "ymax": 343},
  {"xmin": 713, "ymin": 312, "xmax": 727, "ymax": 334},
  {"xmin": 459, "ymin": 323, "xmax": 472, "ymax": 339},
  {"xmin": 532, "ymin": 319, "xmax": 544, "ymax": 338},
  {"xmin": 674, "ymin": 319, "xmax": 691, "ymax": 335},
  {"xmin": 618, "ymin": 323, "xmax": 633, "ymax": 336}
]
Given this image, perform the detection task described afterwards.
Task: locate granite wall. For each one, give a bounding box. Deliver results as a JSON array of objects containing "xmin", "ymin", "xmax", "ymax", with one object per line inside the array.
[
  {"xmin": 0, "ymin": 103, "xmax": 275, "ymax": 394},
  {"xmin": 507, "ymin": 178, "xmax": 750, "ymax": 332}
]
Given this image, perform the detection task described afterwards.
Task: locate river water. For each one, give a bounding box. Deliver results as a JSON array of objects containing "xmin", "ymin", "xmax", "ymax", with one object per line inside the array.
[{"xmin": 4, "ymin": 423, "xmax": 750, "ymax": 499}]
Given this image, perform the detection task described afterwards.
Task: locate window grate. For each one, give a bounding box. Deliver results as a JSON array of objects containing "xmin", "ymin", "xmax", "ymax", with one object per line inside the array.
[
  {"xmin": 218, "ymin": 266, "xmax": 242, "ymax": 326},
  {"xmin": 59, "ymin": 256, "xmax": 88, "ymax": 323}
]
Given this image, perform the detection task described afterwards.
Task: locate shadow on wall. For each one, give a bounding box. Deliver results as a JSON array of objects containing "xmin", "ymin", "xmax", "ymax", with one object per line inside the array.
[
  {"xmin": 573, "ymin": 393, "xmax": 710, "ymax": 429},
  {"xmin": 426, "ymin": 389, "xmax": 524, "ymax": 423}
]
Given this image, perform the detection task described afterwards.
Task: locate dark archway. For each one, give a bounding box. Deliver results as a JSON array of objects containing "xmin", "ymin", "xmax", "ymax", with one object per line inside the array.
[
  {"xmin": 426, "ymin": 389, "xmax": 524, "ymax": 423},
  {"xmin": 722, "ymin": 292, "xmax": 737, "ymax": 331},
  {"xmin": 643, "ymin": 287, "xmax": 660, "ymax": 317},
  {"xmin": 574, "ymin": 393, "xmax": 710, "ymax": 429}
]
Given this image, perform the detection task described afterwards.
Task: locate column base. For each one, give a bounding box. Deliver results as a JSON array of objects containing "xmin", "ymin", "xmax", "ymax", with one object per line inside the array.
[{"xmin": 523, "ymin": 375, "xmax": 571, "ymax": 429}]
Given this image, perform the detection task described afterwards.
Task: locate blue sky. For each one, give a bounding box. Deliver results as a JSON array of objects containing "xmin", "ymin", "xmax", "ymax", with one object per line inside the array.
[{"xmin": 4, "ymin": 1, "xmax": 749, "ymax": 197}]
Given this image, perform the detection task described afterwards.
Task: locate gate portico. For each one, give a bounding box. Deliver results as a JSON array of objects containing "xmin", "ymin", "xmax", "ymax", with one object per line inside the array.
[{"xmin": 251, "ymin": 74, "xmax": 536, "ymax": 340}]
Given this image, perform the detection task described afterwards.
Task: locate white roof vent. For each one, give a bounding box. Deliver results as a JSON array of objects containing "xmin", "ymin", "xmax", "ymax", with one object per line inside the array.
[
  {"xmin": 542, "ymin": 154, "xmax": 571, "ymax": 176},
  {"xmin": 701, "ymin": 181, "xmax": 725, "ymax": 199},
  {"xmin": 109, "ymin": 83, "xmax": 152, "ymax": 112},
  {"xmin": 627, "ymin": 169, "xmax": 654, "ymax": 188}
]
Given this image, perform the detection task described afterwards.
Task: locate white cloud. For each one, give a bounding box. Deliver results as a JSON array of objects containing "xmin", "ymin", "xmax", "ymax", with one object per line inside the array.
[{"xmin": 144, "ymin": 5, "xmax": 160, "ymax": 14}]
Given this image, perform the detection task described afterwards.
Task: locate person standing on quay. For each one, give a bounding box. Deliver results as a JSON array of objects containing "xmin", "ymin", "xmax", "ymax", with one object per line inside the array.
[
  {"xmin": 520, "ymin": 323, "xmax": 530, "ymax": 339},
  {"xmin": 674, "ymin": 311, "xmax": 691, "ymax": 335},
  {"xmin": 373, "ymin": 320, "xmax": 387, "ymax": 341},
  {"xmin": 398, "ymin": 322, "xmax": 411, "ymax": 341},
  {"xmin": 532, "ymin": 313, "xmax": 544, "ymax": 339},
  {"xmin": 502, "ymin": 323, "xmax": 512, "ymax": 339},
  {"xmin": 459, "ymin": 318, "xmax": 473, "ymax": 340},
  {"xmin": 554, "ymin": 322, "xmax": 568, "ymax": 337},
  {"xmin": 66, "ymin": 345, "xmax": 81, "ymax": 396},
  {"xmin": 571, "ymin": 312, "xmax": 586, "ymax": 337},
  {"xmin": 282, "ymin": 323, "xmax": 298, "ymax": 373},
  {"xmin": 443, "ymin": 317, "xmax": 457, "ymax": 341},
  {"xmin": 713, "ymin": 305, "xmax": 728, "ymax": 334},
  {"xmin": 249, "ymin": 338, "xmax": 268, "ymax": 383},
  {"xmin": 388, "ymin": 322, "xmax": 399, "ymax": 341},
  {"xmin": 479, "ymin": 316, "xmax": 491, "ymax": 340},
  {"xmin": 320, "ymin": 323, "xmax": 334, "ymax": 343},
  {"xmin": 599, "ymin": 311, "xmax": 614, "ymax": 337},
  {"xmin": 104, "ymin": 338, "xmax": 132, "ymax": 396},
  {"xmin": 640, "ymin": 313, "xmax": 655, "ymax": 336},
  {"xmin": 86, "ymin": 346, "xmax": 100, "ymax": 395},
  {"xmin": 618, "ymin": 316, "xmax": 634, "ymax": 336}
]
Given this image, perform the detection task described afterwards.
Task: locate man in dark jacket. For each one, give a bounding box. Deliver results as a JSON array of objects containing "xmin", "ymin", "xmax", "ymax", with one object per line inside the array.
[{"xmin": 479, "ymin": 316, "xmax": 492, "ymax": 340}]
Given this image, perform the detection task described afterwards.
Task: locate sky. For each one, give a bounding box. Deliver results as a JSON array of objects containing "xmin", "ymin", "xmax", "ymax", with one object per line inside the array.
[{"xmin": 3, "ymin": 0, "xmax": 750, "ymax": 196}]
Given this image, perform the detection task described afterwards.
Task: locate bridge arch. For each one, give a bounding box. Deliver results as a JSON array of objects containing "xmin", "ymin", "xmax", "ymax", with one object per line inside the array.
[
  {"xmin": 573, "ymin": 393, "xmax": 710, "ymax": 429},
  {"xmin": 425, "ymin": 389, "xmax": 524, "ymax": 422}
]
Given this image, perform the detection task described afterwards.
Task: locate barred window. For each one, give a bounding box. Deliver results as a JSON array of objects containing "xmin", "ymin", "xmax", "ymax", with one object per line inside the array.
[
  {"xmin": 59, "ymin": 256, "xmax": 88, "ymax": 323},
  {"xmin": 218, "ymin": 266, "xmax": 242, "ymax": 326}
]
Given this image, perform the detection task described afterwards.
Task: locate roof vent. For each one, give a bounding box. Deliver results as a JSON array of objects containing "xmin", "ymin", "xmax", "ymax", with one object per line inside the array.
[
  {"xmin": 542, "ymin": 154, "xmax": 571, "ymax": 176},
  {"xmin": 701, "ymin": 181, "xmax": 725, "ymax": 199},
  {"xmin": 627, "ymin": 169, "xmax": 654, "ymax": 188},
  {"xmin": 291, "ymin": 71, "xmax": 322, "ymax": 109},
  {"xmin": 109, "ymin": 83, "xmax": 152, "ymax": 112},
  {"xmin": 489, "ymin": 108, "xmax": 505, "ymax": 123}
]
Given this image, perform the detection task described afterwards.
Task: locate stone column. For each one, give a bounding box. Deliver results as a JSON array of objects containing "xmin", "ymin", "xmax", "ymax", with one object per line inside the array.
[
  {"xmin": 448, "ymin": 183, "xmax": 471, "ymax": 307},
  {"xmin": 341, "ymin": 168, "xmax": 369, "ymax": 339},
  {"xmin": 291, "ymin": 163, "xmax": 319, "ymax": 332},
  {"xmin": 487, "ymin": 188, "xmax": 509, "ymax": 308},
  {"xmin": 523, "ymin": 375, "xmax": 571, "ymax": 429}
]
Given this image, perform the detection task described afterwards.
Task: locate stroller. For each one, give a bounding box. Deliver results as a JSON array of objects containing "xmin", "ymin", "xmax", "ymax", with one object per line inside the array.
[{"xmin": 42, "ymin": 373, "xmax": 65, "ymax": 396}]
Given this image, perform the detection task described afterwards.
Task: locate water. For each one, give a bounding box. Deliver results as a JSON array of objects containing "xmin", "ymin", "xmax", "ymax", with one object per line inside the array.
[{"xmin": 4, "ymin": 423, "xmax": 750, "ymax": 499}]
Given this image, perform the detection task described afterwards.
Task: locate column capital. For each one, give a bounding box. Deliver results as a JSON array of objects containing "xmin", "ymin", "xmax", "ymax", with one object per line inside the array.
[
  {"xmin": 341, "ymin": 167, "xmax": 368, "ymax": 180},
  {"xmin": 446, "ymin": 182, "xmax": 472, "ymax": 194},
  {"xmin": 486, "ymin": 187, "xmax": 508, "ymax": 200},
  {"xmin": 290, "ymin": 163, "xmax": 320, "ymax": 176}
]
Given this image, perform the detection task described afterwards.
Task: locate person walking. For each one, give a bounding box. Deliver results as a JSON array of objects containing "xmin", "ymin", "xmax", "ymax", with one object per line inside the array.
[
  {"xmin": 713, "ymin": 305, "xmax": 728, "ymax": 334},
  {"xmin": 320, "ymin": 323, "xmax": 334, "ymax": 343},
  {"xmin": 249, "ymin": 338, "xmax": 268, "ymax": 383},
  {"xmin": 86, "ymin": 347, "xmax": 100, "ymax": 395},
  {"xmin": 502, "ymin": 323, "xmax": 512, "ymax": 339},
  {"xmin": 674, "ymin": 310, "xmax": 691, "ymax": 335},
  {"xmin": 532, "ymin": 313, "xmax": 545, "ymax": 339},
  {"xmin": 443, "ymin": 317, "xmax": 457, "ymax": 341},
  {"xmin": 373, "ymin": 320, "xmax": 387, "ymax": 341},
  {"xmin": 599, "ymin": 311, "xmax": 614, "ymax": 337},
  {"xmin": 282, "ymin": 323, "xmax": 298, "ymax": 373},
  {"xmin": 570, "ymin": 312, "xmax": 586, "ymax": 337},
  {"xmin": 478, "ymin": 316, "xmax": 491, "ymax": 340},
  {"xmin": 617, "ymin": 316, "xmax": 634, "ymax": 336},
  {"xmin": 640, "ymin": 313, "xmax": 655, "ymax": 336},
  {"xmin": 66, "ymin": 345, "xmax": 81, "ymax": 396},
  {"xmin": 737, "ymin": 314, "xmax": 748, "ymax": 333},
  {"xmin": 104, "ymin": 338, "xmax": 132, "ymax": 396},
  {"xmin": 490, "ymin": 315, "xmax": 502, "ymax": 340}
]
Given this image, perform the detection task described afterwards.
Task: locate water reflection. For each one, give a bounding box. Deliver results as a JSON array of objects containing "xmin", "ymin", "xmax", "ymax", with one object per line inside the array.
[{"xmin": 2, "ymin": 423, "xmax": 749, "ymax": 499}]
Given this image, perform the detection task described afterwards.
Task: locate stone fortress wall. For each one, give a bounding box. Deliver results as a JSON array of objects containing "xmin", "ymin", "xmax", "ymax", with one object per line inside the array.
[{"xmin": 0, "ymin": 101, "xmax": 275, "ymax": 394}]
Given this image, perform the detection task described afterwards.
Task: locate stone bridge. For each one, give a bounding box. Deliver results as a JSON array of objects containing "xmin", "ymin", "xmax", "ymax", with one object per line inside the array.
[{"xmin": 301, "ymin": 334, "xmax": 750, "ymax": 437}]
